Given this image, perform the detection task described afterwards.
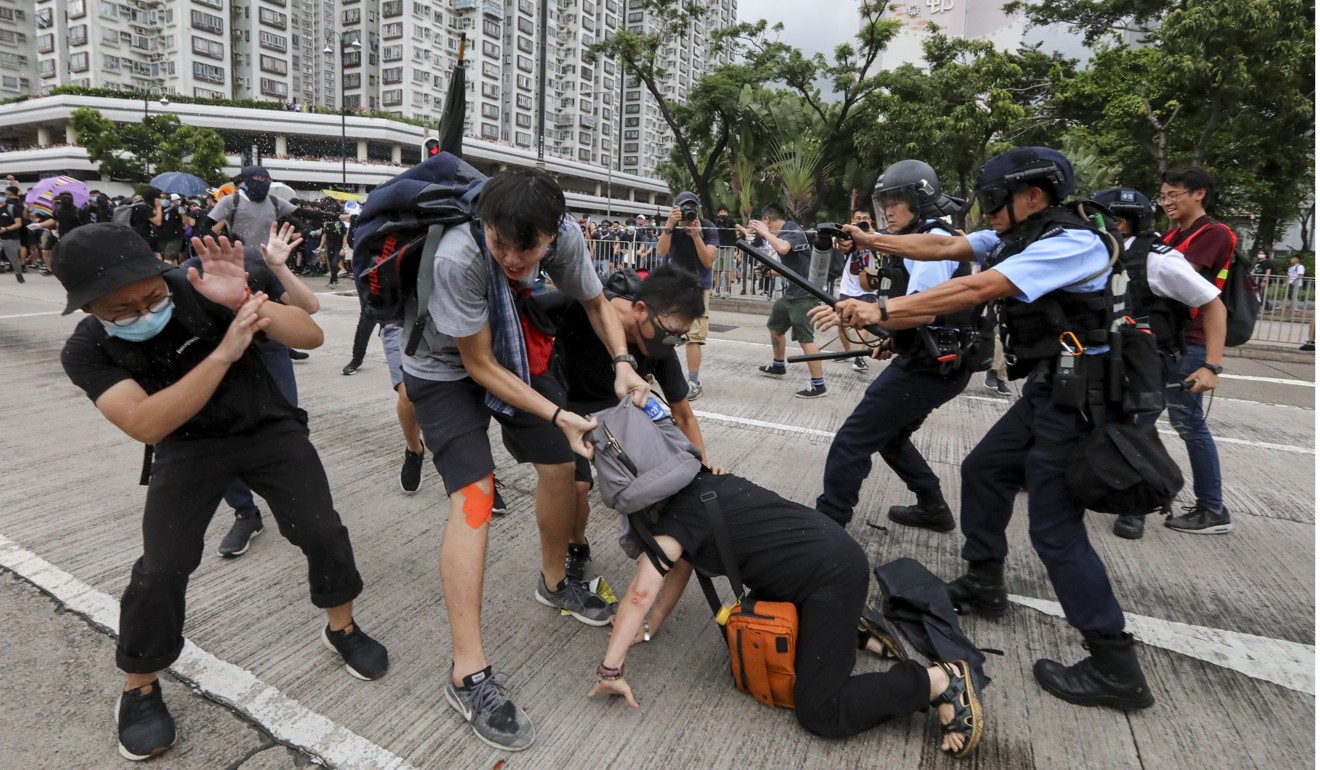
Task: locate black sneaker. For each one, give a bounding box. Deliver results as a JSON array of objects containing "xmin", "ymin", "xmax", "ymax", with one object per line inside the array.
[
  {"xmin": 1112, "ymin": 514, "xmax": 1145, "ymax": 540},
  {"xmin": 1164, "ymin": 504, "xmax": 1233, "ymax": 535},
  {"xmin": 1301, "ymin": 341, "xmax": 1315, "ymax": 351},
  {"xmin": 535, "ymin": 574, "xmax": 613, "ymax": 626},
  {"xmin": 996, "ymin": 380, "xmax": 1012, "ymax": 396},
  {"xmin": 565, "ymin": 543, "xmax": 592, "ymax": 583},
  {"xmin": 218, "ymin": 515, "xmax": 264, "ymax": 557},
  {"xmin": 491, "ymin": 479, "xmax": 508, "ymax": 516},
  {"xmin": 851, "ymin": 357, "xmax": 868, "ymax": 371},
  {"xmin": 794, "ymin": 384, "xmax": 828, "ymax": 399},
  {"xmin": 288, "ymin": 349, "xmax": 310, "ymax": 361},
  {"xmin": 444, "ymin": 665, "xmax": 535, "ymax": 752},
  {"xmin": 400, "ymin": 445, "xmax": 424, "ymax": 494},
  {"xmin": 984, "ymin": 372, "xmax": 1001, "ymax": 392},
  {"xmin": 342, "ymin": 361, "xmax": 361, "ymax": 376},
  {"xmin": 322, "ymin": 621, "xmax": 389, "ymax": 680},
  {"xmin": 116, "ymin": 680, "xmax": 176, "ymax": 761},
  {"xmin": 758, "ymin": 364, "xmax": 786, "ymax": 378}
]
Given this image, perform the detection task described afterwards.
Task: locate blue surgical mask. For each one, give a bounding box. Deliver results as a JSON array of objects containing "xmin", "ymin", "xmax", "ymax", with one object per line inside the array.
[{"xmin": 100, "ymin": 303, "xmax": 174, "ymax": 342}]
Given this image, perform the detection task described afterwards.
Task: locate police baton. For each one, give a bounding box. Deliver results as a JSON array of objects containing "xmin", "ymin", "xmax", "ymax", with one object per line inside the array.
[
  {"xmin": 787, "ymin": 350, "xmax": 875, "ymax": 364},
  {"xmin": 732, "ymin": 239, "xmax": 889, "ymax": 341}
]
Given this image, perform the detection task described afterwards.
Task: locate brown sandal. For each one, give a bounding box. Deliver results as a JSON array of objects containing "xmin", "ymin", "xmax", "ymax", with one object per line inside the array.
[{"xmin": 932, "ymin": 660, "xmax": 984, "ymax": 759}]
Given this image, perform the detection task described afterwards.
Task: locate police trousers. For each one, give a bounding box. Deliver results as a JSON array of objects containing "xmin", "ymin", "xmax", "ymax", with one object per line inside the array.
[
  {"xmin": 117, "ymin": 425, "xmax": 363, "ymax": 674},
  {"xmin": 958, "ymin": 376, "xmax": 1126, "ymax": 636},
  {"xmin": 816, "ymin": 356, "xmax": 971, "ymax": 525}
]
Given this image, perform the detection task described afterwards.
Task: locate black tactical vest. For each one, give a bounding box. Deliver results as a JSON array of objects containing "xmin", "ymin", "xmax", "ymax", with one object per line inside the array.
[
  {"xmin": 1120, "ymin": 234, "xmax": 1191, "ymax": 356},
  {"xmin": 884, "ymin": 220, "xmax": 990, "ymax": 370}
]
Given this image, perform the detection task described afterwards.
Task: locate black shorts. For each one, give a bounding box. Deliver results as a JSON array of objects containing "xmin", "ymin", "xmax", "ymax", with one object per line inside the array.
[
  {"xmin": 404, "ymin": 372, "xmax": 574, "ymax": 495},
  {"xmin": 566, "ymin": 398, "xmax": 617, "ymax": 485}
]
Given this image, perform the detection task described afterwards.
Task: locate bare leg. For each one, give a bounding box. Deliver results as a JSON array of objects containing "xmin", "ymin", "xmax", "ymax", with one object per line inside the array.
[
  {"xmin": 770, "ymin": 330, "xmax": 787, "ymax": 360},
  {"xmin": 571, "ymin": 480, "xmax": 591, "ymax": 544},
  {"xmin": 395, "ymin": 382, "xmax": 423, "ymax": 454},
  {"xmin": 441, "ymin": 476, "xmax": 493, "ymax": 682},
  {"xmin": 801, "ymin": 341, "xmax": 824, "ymax": 380},
  {"xmin": 534, "ymin": 462, "xmax": 575, "ymax": 587}
]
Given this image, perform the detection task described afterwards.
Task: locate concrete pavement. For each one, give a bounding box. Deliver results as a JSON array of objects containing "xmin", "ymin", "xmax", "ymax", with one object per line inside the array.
[{"xmin": 1, "ymin": 273, "xmax": 1314, "ymax": 769}]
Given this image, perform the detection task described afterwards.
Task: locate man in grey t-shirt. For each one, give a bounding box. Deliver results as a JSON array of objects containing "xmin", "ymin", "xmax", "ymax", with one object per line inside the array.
[
  {"xmin": 206, "ymin": 165, "xmax": 296, "ymax": 248},
  {"xmin": 400, "ymin": 168, "xmax": 649, "ymax": 752},
  {"xmin": 751, "ymin": 202, "xmax": 829, "ymax": 398}
]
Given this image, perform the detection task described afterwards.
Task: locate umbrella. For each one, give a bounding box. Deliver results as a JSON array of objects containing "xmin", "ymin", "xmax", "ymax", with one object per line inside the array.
[
  {"xmin": 269, "ymin": 181, "xmax": 298, "ymax": 200},
  {"xmin": 437, "ymin": 33, "xmax": 468, "ymax": 156},
  {"xmin": 322, "ymin": 189, "xmax": 366, "ymax": 202},
  {"xmin": 210, "ymin": 183, "xmax": 238, "ymax": 199},
  {"xmin": 25, "ymin": 176, "xmax": 89, "ymax": 217},
  {"xmin": 148, "ymin": 171, "xmax": 208, "ymax": 197}
]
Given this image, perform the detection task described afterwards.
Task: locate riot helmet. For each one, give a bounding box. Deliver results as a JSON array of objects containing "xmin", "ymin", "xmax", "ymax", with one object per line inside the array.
[
  {"xmin": 1089, "ymin": 187, "xmax": 1155, "ymax": 234},
  {"xmin": 872, "ymin": 160, "xmax": 963, "ymax": 227},
  {"xmin": 973, "ymin": 146, "xmax": 1075, "ymax": 218}
]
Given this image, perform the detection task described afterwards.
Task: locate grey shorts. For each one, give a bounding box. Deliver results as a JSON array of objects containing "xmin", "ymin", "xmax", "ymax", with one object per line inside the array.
[
  {"xmin": 378, "ymin": 323, "xmax": 405, "ymax": 390},
  {"xmin": 404, "ymin": 372, "xmax": 574, "ymax": 495}
]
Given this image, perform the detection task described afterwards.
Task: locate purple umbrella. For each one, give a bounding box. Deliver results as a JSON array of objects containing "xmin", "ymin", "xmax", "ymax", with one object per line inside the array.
[{"xmin": 25, "ymin": 176, "xmax": 89, "ymax": 217}]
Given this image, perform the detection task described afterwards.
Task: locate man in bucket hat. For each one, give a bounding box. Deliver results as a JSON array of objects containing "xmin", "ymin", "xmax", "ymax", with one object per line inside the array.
[{"xmin": 54, "ymin": 223, "xmax": 388, "ymax": 761}]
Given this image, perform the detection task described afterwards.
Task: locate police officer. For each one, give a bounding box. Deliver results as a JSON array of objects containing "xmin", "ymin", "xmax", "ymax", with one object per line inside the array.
[
  {"xmin": 1088, "ymin": 187, "xmax": 1226, "ymax": 540},
  {"xmin": 811, "ymin": 147, "xmax": 1155, "ymax": 712},
  {"xmin": 815, "ymin": 160, "xmax": 982, "ymax": 529}
]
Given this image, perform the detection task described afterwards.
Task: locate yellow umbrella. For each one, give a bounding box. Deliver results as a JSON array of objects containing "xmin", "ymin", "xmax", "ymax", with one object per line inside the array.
[{"xmin": 322, "ymin": 189, "xmax": 366, "ymax": 202}]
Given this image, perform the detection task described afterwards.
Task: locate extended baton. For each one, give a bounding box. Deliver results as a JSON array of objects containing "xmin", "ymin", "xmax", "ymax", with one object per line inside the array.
[
  {"xmin": 732, "ymin": 239, "xmax": 889, "ymax": 340},
  {"xmin": 787, "ymin": 350, "xmax": 877, "ymax": 364}
]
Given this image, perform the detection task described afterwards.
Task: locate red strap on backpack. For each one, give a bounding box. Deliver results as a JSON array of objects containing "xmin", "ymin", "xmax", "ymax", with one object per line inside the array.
[
  {"xmin": 1163, "ymin": 222, "xmax": 1237, "ymax": 317},
  {"xmin": 517, "ymin": 287, "xmax": 553, "ymax": 376}
]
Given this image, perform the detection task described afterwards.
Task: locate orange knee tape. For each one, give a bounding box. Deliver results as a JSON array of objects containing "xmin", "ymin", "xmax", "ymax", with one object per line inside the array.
[{"xmin": 459, "ymin": 475, "xmax": 494, "ymax": 528}]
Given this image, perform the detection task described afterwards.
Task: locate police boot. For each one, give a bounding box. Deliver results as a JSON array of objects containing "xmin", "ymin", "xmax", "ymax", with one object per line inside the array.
[
  {"xmin": 1033, "ymin": 632, "xmax": 1155, "ymax": 711},
  {"xmin": 946, "ymin": 559, "xmax": 1009, "ymax": 618},
  {"xmin": 887, "ymin": 488, "xmax": 956, "ymax": 533},
  {"xmin": 1112, "ymin": 514, "xmax": 1145, "ymax": 540}
]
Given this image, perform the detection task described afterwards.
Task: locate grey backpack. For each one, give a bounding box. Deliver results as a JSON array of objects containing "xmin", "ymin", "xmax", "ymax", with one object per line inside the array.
[{"xmin": 590, "ymin": 398, "xmax": 702, "ymax": 558}]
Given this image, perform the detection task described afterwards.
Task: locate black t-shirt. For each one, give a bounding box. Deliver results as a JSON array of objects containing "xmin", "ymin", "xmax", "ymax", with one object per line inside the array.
[
  {"xmin": 156, "ymin": 206, "xmax": 185, "ymax": 241},
  {"xmin": 60, "ymin": 281, "xmax": 304, "ymax": 445},
  {"xmin": 648, "ymin": 472, "xmax": 846, "ymax": 601},
  {"xmin": 713, "ymin": 215, "xmax": 739, "ymax": 247},
  {"xmin": 539, "ymin": 291, "xmax": 689, "ymax": 409},
  {"xmin": 130, "ymin": 202, "xmax": 156, "ymax": 239},
  {"xmin": 182, "ymin": 250, "xmax": 288, "ymax": 355},
  {"xmin": 0, "ymin": 199, "xmax": 21, "ymax": 239}
]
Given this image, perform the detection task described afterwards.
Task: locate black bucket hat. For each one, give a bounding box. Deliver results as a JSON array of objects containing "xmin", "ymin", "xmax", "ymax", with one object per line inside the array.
[{"xmin": 52, "ymin": 223, "xmax": 171, "ymax": 315}]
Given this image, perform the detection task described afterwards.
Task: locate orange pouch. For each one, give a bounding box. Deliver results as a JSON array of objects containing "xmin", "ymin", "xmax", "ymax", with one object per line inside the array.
[{"xmin": 724, "ymin": 599, "xmax": 798, "ymax": 708}]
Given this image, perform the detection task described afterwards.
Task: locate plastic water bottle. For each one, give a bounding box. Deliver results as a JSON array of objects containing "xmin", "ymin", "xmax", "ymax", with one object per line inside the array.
[{"xmin": 642, "ymin": 396, "xmax": 670, "ymax": 422}]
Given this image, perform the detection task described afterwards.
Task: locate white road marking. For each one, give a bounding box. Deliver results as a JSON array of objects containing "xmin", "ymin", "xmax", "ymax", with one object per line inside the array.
[
  {"xmin": 0, "ymin": 534, "xmax": 418, "ymax": 770},
  {"xmin": 0, "ymin": 310, "xmax": 63, "ymax": 320},
  {"xmin": 1010, "ymin": 594, "xmax": 1315, "ymax": 695},
  {"xmin": 697, "ymin": 406, "xmax": 1315, "ymax": 455}
]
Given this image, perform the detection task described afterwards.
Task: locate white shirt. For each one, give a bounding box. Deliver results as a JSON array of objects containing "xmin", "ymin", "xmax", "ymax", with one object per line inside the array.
[
  {"xmin": 1288, "ymin": 263, "xmax": 1305, "ymax": 284},
  {"xmin": 1124, "ymin": 236, "xmax": 1219, "ymax": 309}
]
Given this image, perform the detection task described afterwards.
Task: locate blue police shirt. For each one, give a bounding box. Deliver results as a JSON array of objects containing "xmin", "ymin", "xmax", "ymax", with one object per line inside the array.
[{"xmin": 904, "ymin": 258, "xmax": 959, "ymax": 295}]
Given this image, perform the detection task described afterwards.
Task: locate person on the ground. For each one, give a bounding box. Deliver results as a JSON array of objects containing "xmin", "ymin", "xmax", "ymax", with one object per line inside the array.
[
  {"xmin": 657, "ymin": 191, "xmax": 719, "ymax": 401},
  {"xmin": 833, "ymin": 206, "xmax": 879, "ymax": 371},
  {"xmin": 539, "ymin": 264, "xmax": 713, "ymax": 603},
  {"xmin": 54, "ymin": 224, "xmax": 387, "ymax": 762},
  {"xmin": 590, "ymin": 467, "xmax": 986, "ymax": 758},
  {"xmin": 752, "ymin": 202, "xmax": 829, "ymax": 398},
  {"xmin": 0, "ymin": 184, "xmax": 26, "ymax": 282},
  {"xmin": 817, "ymin": 160, "xmax": 979, "ymax": 530},
  {"xmin": 812, "ymin": 146, "xmax": 1157, "ymax": 715},
  {"xmin": 1089, "ymin": 187, "xmax": 1226, "ymax": 540},
  {"xmin": 205, "ymin": 166, "xmax": 297, "ymax": 247},
  {"xmin": 1156, "ymin": 168, "xmax": 1235, "ymax": 535},
  {"xmin": 401, "ymin": 167, "xmax": 649, "ymax": 752},
  {"xmin": 194, "ymin": 223, "xmax": 323, "ymax": 557}
]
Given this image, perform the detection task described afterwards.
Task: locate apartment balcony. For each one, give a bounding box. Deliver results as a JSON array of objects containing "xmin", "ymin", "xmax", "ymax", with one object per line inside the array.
[
  {"xmin": 481, "ymin": 1, "xmax": 505, "ymax": 19},
  {"xmin": 452, "ymin": 0, "xmax": 477, "ymax": 11},
  {"xmin": 578, "ymin": 114, "xmax": 596, "ymax": 129},
  {"xmin": 555, "ymin": 112, "xmax": 574, "ymax": 127}
]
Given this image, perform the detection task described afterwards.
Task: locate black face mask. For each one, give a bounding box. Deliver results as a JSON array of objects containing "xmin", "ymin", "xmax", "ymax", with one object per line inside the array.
[
  {"xmin": 245, "ymin": 179, "xmax": 271, "ymax": 202},
  {"xmin": 639, "ymin": 312, "xmax": 683, "ymax": 358}
]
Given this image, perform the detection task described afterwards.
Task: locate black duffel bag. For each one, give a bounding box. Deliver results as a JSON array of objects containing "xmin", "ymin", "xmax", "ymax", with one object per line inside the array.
[{"xmin": 1066, "ymin": 421, "xmax": 1183, "ymax": 516}]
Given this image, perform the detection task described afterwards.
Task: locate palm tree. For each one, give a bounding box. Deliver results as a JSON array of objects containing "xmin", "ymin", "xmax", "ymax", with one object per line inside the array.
[{"xmin": 770, "ymin": 137, "xmax": 832, "ymax": 222}]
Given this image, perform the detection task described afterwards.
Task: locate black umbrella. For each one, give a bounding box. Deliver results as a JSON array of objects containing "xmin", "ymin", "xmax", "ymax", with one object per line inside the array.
[{"xmin": 437, "ymin": 33, "xmax": 468, "ymax": 156}]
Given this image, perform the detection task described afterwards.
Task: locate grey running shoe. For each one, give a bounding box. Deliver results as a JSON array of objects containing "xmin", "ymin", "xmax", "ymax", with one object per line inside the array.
[
  {"xmin": 116, "ymin": 680, "xmax": 176, "ymax": 761},
  {"xmin": 535, "ymin": 574, "xmax": 613, "ymax": 626},
  {"xmin": 1164, "ymin": 504, "xmax": 1232, "ymax": 535},
  {"xmin": 687, "ymin": 381, "xmax": 704, "ymax": 401},
  {"xmin": 444, "ymin": 666, "xmax": 535, "ymax": 752},
  {"xmin": 218, "ymin": 516, "xmax": 264, "ymax": 557}
]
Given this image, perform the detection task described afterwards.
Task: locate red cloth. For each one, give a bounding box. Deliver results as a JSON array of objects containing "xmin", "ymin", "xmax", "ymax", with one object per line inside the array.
[
  {"xmin": 517, "ymin": 288, "xmax": 554, "ymax": 376},
  {"xmin": 1161, "ymin": 216, "xmax": 1236, "ymax": 346}
]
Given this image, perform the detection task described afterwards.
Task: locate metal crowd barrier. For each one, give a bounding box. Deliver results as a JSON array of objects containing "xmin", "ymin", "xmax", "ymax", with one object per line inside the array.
[
  {"xmin": 584, "ymin": 238, "xmax": 788, "ymax": 298},
  {"xmin": 1251, "ymin": 274, "xmax": 1315, "ymax": 345}
]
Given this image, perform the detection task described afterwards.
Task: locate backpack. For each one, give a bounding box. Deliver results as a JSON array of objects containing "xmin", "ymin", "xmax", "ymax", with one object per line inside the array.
[
  {"xmin": 590, "ymin": 397, "xmax": 702, "ymax": 520},
  {"xmin": 1162, "ymin": 222, "xmax": 1259, "ymax": 346},
  {"xmin": 111, "ymin": 204, "xmax": 135, "ymax": 227},
  {"xmin": 1065, "ymin": 421, "xmax": 1183, "ymax": 516},
  {"xmin": 351, "ymin": 152, "xmax": 487, "ymax": 354}
]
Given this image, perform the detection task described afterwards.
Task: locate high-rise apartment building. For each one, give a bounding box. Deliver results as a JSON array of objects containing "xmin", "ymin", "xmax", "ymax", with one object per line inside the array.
[{"xmin": 3, "ymin": 0, "xmax": 736, "ymax": 176}]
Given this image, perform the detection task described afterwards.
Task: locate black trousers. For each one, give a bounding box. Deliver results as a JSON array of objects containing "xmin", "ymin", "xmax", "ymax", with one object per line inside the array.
[
  {"xmin": 958, "ymin": 376, "xmax": 1125, "ymax": 636},
  {"xmin": 816, "ymin": 356, "xmax": 971, "ymax": 525},
  {"xmin": 350, "ymin": 289, "xmax": 379, "ymax": 366},
  {"xmin": 117, "ymin": 426, "xmax": 363, "ymax": 673}
]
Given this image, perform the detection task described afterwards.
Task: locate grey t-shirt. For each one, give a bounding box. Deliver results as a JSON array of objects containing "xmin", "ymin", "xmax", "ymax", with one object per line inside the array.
[
  {"xmin": 208, "ymin": 193, "xmax": 296, "ymax": 248},
  {"xmin": 778, "ymin": 221, "xmax": 813, "ymax": 300},
  {"xmin": 403, "ymin": 215, "xmax": 604, "ymax": 381}
]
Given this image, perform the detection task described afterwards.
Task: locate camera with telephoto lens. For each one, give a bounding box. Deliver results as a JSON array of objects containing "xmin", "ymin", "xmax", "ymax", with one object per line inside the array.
[{"xmin": 680, "ymin": 202, "xmax": 699, "ymax": 222}]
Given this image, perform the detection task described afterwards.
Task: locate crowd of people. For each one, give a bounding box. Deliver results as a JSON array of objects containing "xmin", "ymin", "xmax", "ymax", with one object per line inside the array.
[{"xmin": 35, "ymin": 143, "xmax": 1270, "ymax": 765}]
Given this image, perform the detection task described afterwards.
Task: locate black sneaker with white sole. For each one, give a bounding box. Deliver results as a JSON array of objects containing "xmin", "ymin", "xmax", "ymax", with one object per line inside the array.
[
  {"xmin": 535, "ymin": 574, "xmax": 613, "ymax": 626},
  {"xmin": 400, "ymin": 445, "xmax": 424, "ymax": 494},
  {"xmin": 116, "ymin": 680, "xmax": 176, "ymax": 761},
  {"xmin": 565, "ymin": 542, "xmax": 592, "ymax": 583},
  {"xmin": 758, "ymin": 364, "xmax": 786, "ymax": 378},
  {"xmin": 794, "ymin": 384, "xmax": 828, "ymax": 399},
  {"xmin": 1163, "ymin": 504, "xmax": 1233, "ymax": 535},
  {"xmin": 491, "ymin": 478, "xmax": 508, "ymax": 516},
  {"xmin": 444, "ymin": 665, "xmax": 535, "ymax": 752},
  {"xmin": 218, "ymin": 515, "xmax": 264, "ymax": 557},
  {"xmin": 322, "ymin": 622, "xmax": 389, "ymax": 680}
]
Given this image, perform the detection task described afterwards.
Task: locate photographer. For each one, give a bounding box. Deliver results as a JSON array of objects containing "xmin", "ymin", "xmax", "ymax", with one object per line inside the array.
[
  {"xmin": 657, "ymin": 191, "xmax": 719, "ymax": 401},
  {"xmin": 811, "ymin": 147, "xmax": 1155, "ymax": 715},
  {"xmin": 833, "ymin": 207, "xmax": 879, "ymax": 370},
  {"xmin": 815, "ymin": 161, "xmax": 977, "ymax": 531}
]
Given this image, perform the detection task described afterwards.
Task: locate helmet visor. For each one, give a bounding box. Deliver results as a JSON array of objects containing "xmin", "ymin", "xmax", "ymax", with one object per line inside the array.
[{"xmin": 975, "ymin": 186, "xmax": 1013, "ymax": 216}]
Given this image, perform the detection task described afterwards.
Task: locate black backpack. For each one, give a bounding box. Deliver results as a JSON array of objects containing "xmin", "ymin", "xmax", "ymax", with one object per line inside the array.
[
  {"xmin": 351, "ymin": 152, "xmax": 486, "ymax": 355},
  {"xmin": 1065, "ymin": 421, "xmax": 1183, "ymax": 516},
  {"xmin": 1162, "ymin": 222, "xmax": 1259, "ymax": 347}
]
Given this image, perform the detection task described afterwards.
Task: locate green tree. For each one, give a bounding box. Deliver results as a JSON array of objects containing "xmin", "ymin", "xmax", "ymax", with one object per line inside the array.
[{"xmin": 69, "ymin": 107, "xmax": 228, "ymax": 185}]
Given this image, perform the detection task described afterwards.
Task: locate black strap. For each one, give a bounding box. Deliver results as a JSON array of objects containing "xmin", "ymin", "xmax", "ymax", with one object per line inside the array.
[
  {"xmin": 628, "ymin": 510, "xmax": 674, "ymax": 577},
  {"xmin": 692, "ymin": 477, "xmax": 745, "ymax": 625},
  {"xmin": 139, "ymin": 444, "xmax": 154, "ymax": 486}
]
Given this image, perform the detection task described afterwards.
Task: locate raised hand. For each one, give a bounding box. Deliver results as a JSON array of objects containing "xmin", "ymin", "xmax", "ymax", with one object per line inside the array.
[
  {"xmin": 187, "ymin": 235, "xmax": 249, "ymax": 311},
  {"xmin": 261, "ymin": 221, "xmax": 304, "ymax": 268},
  {"xmin": 208, "ymin": 292, "xmax": 270, "ymax": 364}
]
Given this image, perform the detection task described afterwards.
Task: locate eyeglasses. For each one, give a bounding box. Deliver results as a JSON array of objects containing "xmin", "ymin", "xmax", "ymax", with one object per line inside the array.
[
  {"xmin": 107, "ymin": 293, "xmax": 172, "ymax": 327},
  {"xmin": 1156, "ymin": 190, "xmax": 1191, "ymax": 205},
  {"xmin": 648, "ymin": 312, "xmax": 688, "ymax": 346}
]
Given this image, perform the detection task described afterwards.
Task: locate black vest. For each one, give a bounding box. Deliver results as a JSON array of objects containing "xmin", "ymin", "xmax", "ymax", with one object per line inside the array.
[
  {"xmin": 882, "ymin": 220, "xmax": 988, "ymax": 369},
  {"xmin": 1120, "ymin": 234, "xmax": 1191, "ymax": 356},
  {"xmin": 987, "ymin": 206, "xmax": 1117, "ymax": 379}
]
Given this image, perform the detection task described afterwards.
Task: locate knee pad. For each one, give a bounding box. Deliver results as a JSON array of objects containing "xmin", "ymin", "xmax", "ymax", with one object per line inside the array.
[{"xmin": 458, "ymin": 474, "xmax": 494, "ymax": 528}]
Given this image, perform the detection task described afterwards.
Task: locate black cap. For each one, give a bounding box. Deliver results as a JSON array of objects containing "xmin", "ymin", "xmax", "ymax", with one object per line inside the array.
[
  {"xmin": 52, "ymin": 223, "xmax": 171, "ymax": 315},
  {"xmin": 674, "ymin": 191, "xmax": 699, "ymax": 207}
]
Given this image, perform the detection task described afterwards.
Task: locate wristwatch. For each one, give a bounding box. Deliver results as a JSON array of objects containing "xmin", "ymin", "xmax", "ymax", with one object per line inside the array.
[
  {"xmin": 611, "ymin": 354, "xmax": 638, "ymax": 371},
  {"xmin": 877, "ymin": 294, "xmax": 889, "ymax": 322},
  {"xmin": 1200, "ymin": 363, "xmax": 1224, "ymax": 374}
]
